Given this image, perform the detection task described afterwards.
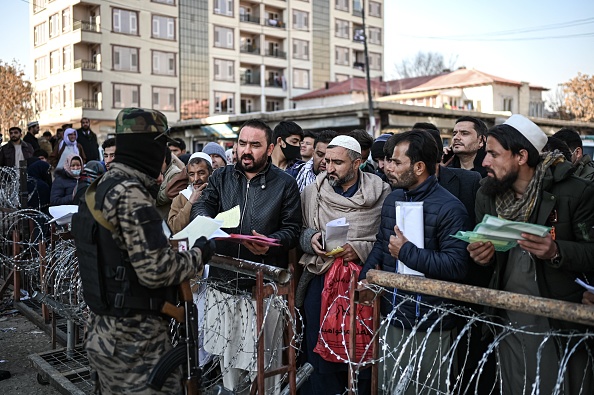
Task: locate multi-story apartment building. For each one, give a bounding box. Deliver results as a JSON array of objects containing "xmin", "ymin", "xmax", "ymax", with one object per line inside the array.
[{"xmin": 31, "ymin": 0, "xmax": 384, "ymax": 131}]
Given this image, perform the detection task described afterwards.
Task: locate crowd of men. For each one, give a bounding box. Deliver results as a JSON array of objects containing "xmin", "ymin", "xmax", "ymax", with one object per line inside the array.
[{"xmin": 2, "ymin": 110, "xmax": 594, "ymax": 395}]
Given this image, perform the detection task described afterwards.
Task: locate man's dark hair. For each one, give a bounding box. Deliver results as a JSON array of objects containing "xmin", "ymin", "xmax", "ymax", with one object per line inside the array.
[
  {"xmin": 102, "ymin": 137, "xmax": 115, "ymax": 150},
  {"xmin": 487, "ymin": 124, "xmax": 540, "ymax": 168},
  {"xmin": 168, "ymin": 137, "xmax": 186, "ymax": 151},
  {"xmin": 188, "ymin": 157, "xmax": 213, "ymax": 174},
  {"xmin": 456, "ymin": 116, "xmax": 488, "ymax": 138},
  {"xmin": 33, "ymin": 149, "xmax": 48, "ymax": 158},
  {"xmin": 347, "ymin": 129, "xmax": 374, "ymax": 151},
  {"xmin": 384, "ymin": 130, "xmax": 438, "ymax": 176},
  {"xmin": 61, "ymin": 124, "xmax": 73, "ymax": 130},
  {"xmin": 43, "ymin": 131, "xmax": 52, "ymax": 138},
  {"xmin": 424, "ymin": 129, "xmax": 444, "ymax": 162},
  {"xmin": 413, "ymin": 122, "xmax": 440, "ymax": 132},
  {"xmin": 273, "ymin": 121, "xmax": 303, "ymax": 144},
  {"xmin": 552, "ymin": 128, "xmax": 582, "ymax": 151},
  {"xmin": 9, "ymin": 126, "xmax": 22, "ymax": 134},
  {"xmin": 239, "ymin": 119, "xmax": 274, "ymax": 146},
  {"xmin": 81, "ymin": 117, "xmax": 90, "ymax": 122},
  {"xmin": 544, "ymin": 136, "xmax": 572, "ymax": 161},
  {"xmin": 303, "ymin": 130, "xmax": 317, "ymax": 139},
  {"xmin": 314, "ymin": 130, "xmax": 338, "ymax": 149}
]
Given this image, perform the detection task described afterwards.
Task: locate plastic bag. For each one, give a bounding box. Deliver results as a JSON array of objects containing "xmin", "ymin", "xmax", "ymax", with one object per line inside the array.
[{"xmin": 314, "ymin": 257, "xmax": 373, "ymax": 363}]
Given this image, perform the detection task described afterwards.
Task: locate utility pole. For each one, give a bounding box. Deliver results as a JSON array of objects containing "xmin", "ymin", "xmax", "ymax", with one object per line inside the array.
[{"xmin": 361, "ymin": 0, "xmax": 375, "ymax": 136}]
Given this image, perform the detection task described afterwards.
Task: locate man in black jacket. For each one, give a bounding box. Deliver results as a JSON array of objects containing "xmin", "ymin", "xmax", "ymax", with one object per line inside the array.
[
  {"xmin": 24, "ymin": 121, "xmax": 40, "ymax": 151},
  {"xmin": 77, "ymin": 117, "xmax": 100, "ymax": 161},
  {"xmin": 191, "ymin": 119, "xmax": 301, "ymax": 393},
  {"xmin": 444, "ymin": 116, "xmax": 488, "ymax": 177}
]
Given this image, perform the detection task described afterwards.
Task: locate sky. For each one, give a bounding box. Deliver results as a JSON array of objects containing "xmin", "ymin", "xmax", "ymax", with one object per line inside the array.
[{"xmin": 2, "ymin": 0, "xmax": 593, "ymax": 103}]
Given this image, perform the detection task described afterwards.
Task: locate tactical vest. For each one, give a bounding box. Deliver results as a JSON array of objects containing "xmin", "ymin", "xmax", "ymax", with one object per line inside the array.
[{"xmin": 72, "ymin": 176, "xmax": 177, "ymax": 317}]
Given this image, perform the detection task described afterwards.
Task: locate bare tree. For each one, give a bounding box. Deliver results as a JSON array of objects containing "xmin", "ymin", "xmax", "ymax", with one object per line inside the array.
[
  {"xmin": 0, "ymin": 59, "xmax": 34, "ymax": 143},
  {"xmin": 394, "ymin": 51, "xmax": 458, "ymax": 79},
  {"xmin": 564, "ymin": 73, "xmax": 594, "ymax": 122},
  {"xmin": 545, "ymin": 84, "xmax": 573, "ymax": 120}
]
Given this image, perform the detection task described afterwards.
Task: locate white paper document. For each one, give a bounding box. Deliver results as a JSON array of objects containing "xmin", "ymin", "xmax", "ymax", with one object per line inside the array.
[
  {"xmin": 325, "ymin": 217, "xmax": 350, "ymax": 251},
  {"xmin": 48, "ymin": 205, "xmax": 78, "ymax": 225},
  {"xmin": 171, "ymin": 215, "xmax": 228, "ymax": 247},
  {"xmin": 214, "ymin": 205, "xmax": 241, "ymax": 228},
  {"xmin": 395, "ymin": 202, "xmax": 425, "ymax": 276},
  {"xmin": 576, "ymin": 278, "xmax": 594, "ymax": 293}
]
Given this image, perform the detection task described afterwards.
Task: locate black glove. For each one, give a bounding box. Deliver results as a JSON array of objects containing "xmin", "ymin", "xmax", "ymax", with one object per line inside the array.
[{"xmin": 192, "ymin": 236, "xmax": 215, "ymax": 263}]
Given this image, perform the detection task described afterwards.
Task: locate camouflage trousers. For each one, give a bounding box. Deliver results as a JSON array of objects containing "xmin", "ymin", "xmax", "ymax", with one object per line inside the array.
[{"xmin": 86, "ymin": 313, "xmax": 182, "ymax": 394}]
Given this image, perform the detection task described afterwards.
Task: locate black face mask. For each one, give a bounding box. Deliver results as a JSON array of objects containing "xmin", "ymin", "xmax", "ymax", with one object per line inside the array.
[{"xmin": 281, "ymin": 139, "xmax": 302, "ymax": 161}]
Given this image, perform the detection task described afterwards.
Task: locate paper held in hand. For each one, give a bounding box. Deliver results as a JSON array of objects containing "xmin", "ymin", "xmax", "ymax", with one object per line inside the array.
[
  {"xmin": 48, "ymin": 205, "xmax": 78, "ymax": 225},
  {"xmin": 395, "ymin": 202, "xmax": 425, "ymax": 276},
  {"xmin": 451, "ymin": 214, "xmax": 552, "ymax": 252},
  {"xmin": 325, "ymin": 217, "xmax": 349, "ymax": 256}
]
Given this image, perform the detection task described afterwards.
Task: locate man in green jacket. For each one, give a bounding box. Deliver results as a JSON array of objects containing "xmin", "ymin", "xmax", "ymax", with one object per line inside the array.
[
  {"xmin": 468, "ymin": 114, "xmax": 594, "ymax": 395},
  {"xmin": 552, "ymin": 127, "xmax": 594, "ymax": 181}
]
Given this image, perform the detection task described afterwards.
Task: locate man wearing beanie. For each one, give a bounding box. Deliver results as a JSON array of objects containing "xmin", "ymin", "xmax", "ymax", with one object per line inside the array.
[
  {"xmin": 468, "ymin": 114, "xmax": 594, "ymax": 394},
  {"xmin": 202, "ymin": 141, "xmax": 227, "ymax": 170},
  {"xmin": 72, "ymin": 108, "xmax": 214, "ymax": 394},
  {"xmin": 24, "ymin": 121, "xmax": 41, "ymax": 151},
  {"xmin": 370, "ymin": 133, "xmax": 392, "ymax": 181}
]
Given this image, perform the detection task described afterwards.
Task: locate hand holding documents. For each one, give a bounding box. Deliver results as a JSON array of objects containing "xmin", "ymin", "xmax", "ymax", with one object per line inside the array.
[
  {"xmin": 576, "ymin": 278, "xmax": 594, "ymax": 294},
  {"xmin": 324, "ymin": 218, "xmax": 349, "ymax": 256},
  {"xmin": 48, "ymin": 205, "xmax": 78, "ymax": 225},
  {"xmin": 220, "ymin": 234, "xmax": 281, "ymax": 247},
  {"xmin": 171, "ymin": 215, "xmax": 227, "ymax": 247},
  {"xmin": 214, "ymin": 205, "xmax": 240, "ymax": 228},
  {"xmin": 395, "ymin": 202, "xmax": 425, "ymax": 276},
  {"xmin": 452, "ymin": 214, "xmax": 551, "ymax": 252}
]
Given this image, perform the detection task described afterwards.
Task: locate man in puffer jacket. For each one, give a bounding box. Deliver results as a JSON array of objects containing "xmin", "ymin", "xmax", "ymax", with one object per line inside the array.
[{"xmin": 359, "ymin": 130, "xmax": 469, "ymax": 395}]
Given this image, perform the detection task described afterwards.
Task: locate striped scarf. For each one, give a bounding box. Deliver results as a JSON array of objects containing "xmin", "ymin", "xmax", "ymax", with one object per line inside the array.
[{"xmin": 296, "ymin": 158, "xmax": 316, "ymax": 193}]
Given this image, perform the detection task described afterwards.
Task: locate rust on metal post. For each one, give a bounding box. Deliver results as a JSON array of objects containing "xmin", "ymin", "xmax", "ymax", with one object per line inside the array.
[
  {"xmin": 12, "ymin": 229, "xmax": 20, "ymax": 301},
  {"xmin": 366, "ymin": 270, "xmax": 594, "ymax": 326}
]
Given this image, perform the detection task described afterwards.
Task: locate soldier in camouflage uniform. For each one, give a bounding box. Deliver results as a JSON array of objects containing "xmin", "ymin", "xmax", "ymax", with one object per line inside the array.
[{"xmin": 74, "ymin": 108, "xmax": 213, "ymax": 394}]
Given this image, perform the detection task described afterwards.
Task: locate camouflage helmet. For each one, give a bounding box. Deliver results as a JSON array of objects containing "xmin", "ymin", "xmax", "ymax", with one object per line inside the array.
[{"xmin": 115, "ymin": 108, "xmax": 168, "ymax": 135}]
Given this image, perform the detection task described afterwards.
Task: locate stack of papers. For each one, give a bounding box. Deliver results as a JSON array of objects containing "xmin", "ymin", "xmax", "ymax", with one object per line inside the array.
[
  {"xmin": 396, "ymin": 202, "xmax": 425, "ymax": 276},
  {"xmin": 325, "ymin": 217, "xmax": 349, "ymax": 255},
  {"xmin": 452, "ymin": 214, "xmax": 551, "ymax": 252},
  {"xmin": 48, "ymin": 205, "xmax": 78, "ymax": 225}
]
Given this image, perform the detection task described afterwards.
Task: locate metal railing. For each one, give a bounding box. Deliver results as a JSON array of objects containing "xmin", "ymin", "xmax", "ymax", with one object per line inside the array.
[
  {"xmin": 240, "ymin": 74, "xmax": 261, "ymax": 85},
  {"xmin": 73, "ymin": 20, "xmax": 100, "ymax": 33},
  {"xmin": 265, "ymin": 49, "xmax": 287, "ymax": 59},
  {"xmin": 265, "ymin": 19, "xmax": 285, "ymax": 28},
  {"xmin": 73, "ymin": 59, "xmax": 100, "ymax": 71},
  {"xmin": 240, "ymin": 14, "xmax": 260, "ymax": 24},
  {"xmin": 240, "ymin": 44, "xmax": 260, "ymax": 55},
  {"xmin": 74, "ymin": 99, "xmax": 100, "ymax": 109}
]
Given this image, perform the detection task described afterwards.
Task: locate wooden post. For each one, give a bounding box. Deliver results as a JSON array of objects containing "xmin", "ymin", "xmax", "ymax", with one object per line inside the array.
[{"xmin": 12, "ymin": 229, "xmax": 20, "ymax": 301}]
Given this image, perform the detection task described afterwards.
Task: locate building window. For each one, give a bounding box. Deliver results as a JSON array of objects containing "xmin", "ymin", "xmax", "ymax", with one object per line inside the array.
[
  {"xmin": 152, "ymin": 15, "xmax": 175, "ymax": 40},
  {"xmin": 113, "ymin": 84, "xmax": 140, "ymax": 108},
  {"xmin": 49, "ymin": 13, "xmax": 60, "ymax": 38},
  {"xmin": 63, "ymin": 84, "xmax": 73, "ymax": 108},
  {"xmin": 335, "ymin": 19, "xmax": 349, "ymax": 38},
  {"xmin": 62, "ymin": 8, "xmax": 71, "ymax": 32},
  {"xmin": 335, "ymin": 0, "xmax": 349, "ymax": 12},
  {"xmin": 293, "ymin": 68, "xmax": 309, "ymax": 89},
  {"xmin": 152, "ymin": 87, "xmax": 176, "ymax": 111},
  {"xmin": 214, "ymin": 26, "xmax": 234, "ymax": 49},
  {"xmin": 152, "ymin": 51, "xmax": 176, "ymax": 75},
  {"xmin": 113, "ymin": 9, "xmax": 138, "ymax": 35},
  {"xmin": 266, "ymin": 99, "xmax": 281, "ymax": 112},
  {"xmin": 293, "ymin": 39, "xmax": 309, "ymax": 60},
  {"xmin": 63, "ymin": 46, "xmax": 72, "ymax": 70},
  {"xmin": 34, "ymin": 22, "xmax": 47, "ymax": 46},
  {"xmin": 369, "ymin": 52, "xmax": 382, "ymax": 70},
  {"xmin": 293, "ymin": 10, "xmax": 309, "ymax": 30},
  {"xmin": 503, "ymin": 97, "xmax": 513, "ymax": 112},
  {"xmin": 34, "ymin": 0, "xmax": 47, "ymax": 14},
  {"xmin": 369, "ymin": 1, "xmax": 381, "ymax": 17},
  {"xmin": 353, "ymin": 0, "xmax": 362, "ymax": 15},
  {"xmin": 113, "ymin": 46, "xmax": 139, "ymax": 72},
  {"xmin": 368, "ymin": 27, "xmax": 381, "ymax": 45},
  {"xmin": 50, "ymin": 86, "xmax": 61, "ymax": 109},
  {"xmin": 214, "ymin": 92, "xmax": 234, "ymax": 113},
  {"xmin": 34, "ymin": 57, "xmax": 47, "ymax": 80},
  {"xmin": 214, "ymin": 59, "xmax": 234, "ymax": 82},
  {"xmin": 214, "ymin": 0, "xmax": 233, "ymax": 16},
  {"xmin": 36, "ymin": 90, "xmax": 48, "ymax": 112},
  {"xmin": 50, "ymin": 50, "xmax": 60, "ymax": 74},
  {"xmin": 335, "ymin": 46, "xmax": 349, "ymax": 66},
  {"xmin": 152, "ymin": 0, "xmax": 175, "ymax": 4}
]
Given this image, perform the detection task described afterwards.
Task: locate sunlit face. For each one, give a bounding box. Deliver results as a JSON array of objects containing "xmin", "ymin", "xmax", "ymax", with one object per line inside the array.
[
  {"xmin": 452, "ymin": 121, "xmax": 483, "ymax": 155},
  {"xmin": 481, "ymin": 137, "xmax": 520, "ymax": 196},
  {"xmin": 313, "ymin": 142, "xmax": 329, "ymax": 174},
  {"xmin": 68, "ymin": 133, "xmax": 76, "ymax": 142},
  {"xmin": 324, "ymin": 146, "xmax": 360, "ymax": 188},
  {"xmin": 103, "ymin": 146, "xmax": 116, "ymax": 169},
  {"xmin": 384, "ymin": 142, "xmax": 419, "ymax": 190},
  {"xmin": 237, "ymin": 126, "xmax": 274, "ymax": 175},
  {"xmin": 300, "ymin": 136, "xmax": 315, "ymax": 159},
  {"xmin": 9, "ymin": 129, "xmax": 21, "ymax": 142},
  {"xmin": 187, "ymin": 162, "xmax": 210, "ymax": 187},
  {"xmin": 168, "ymin": 145, "xmax": 182, "ymax": 157},
  {"xmin": 210, "ymin": 154, "xmax": 226, "ymax": 170}
]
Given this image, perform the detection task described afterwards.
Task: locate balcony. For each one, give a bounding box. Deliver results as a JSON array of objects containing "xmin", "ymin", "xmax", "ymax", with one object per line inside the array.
[
  {"xmin": 353, "ymin": 61, "xmax": 365, "ymax": 71},
  {"xmin": 240, "ymin": 14, "xmax": 260, "ymax": 24},
  {"xmin": 73, "ymin": 20, "xmax": 100, "ymax": 33},
  {"xmin": 240, "ymin": 73, "xmax": 261, "ymax": 85},
  {"xmin": 240, "ymin": 44, "xmax": 260, "ymax": 55},
  {"xmin": 265, "ymin": 18, "xmax": 285, "ymax": 28},
  {"xmin": 265, "ymin": 49, "xmax": 287, "ymax": 59},
  {"xmin": 265, "ymin": 76, "xmax": 285, "ymax": 88},
  {"xmin": 73, "ymin": 59, "xmax": 101, "ymax": 71},
  {"xmin": 74, "ymin": 98, "xmax": 101, "ymax": 109}
]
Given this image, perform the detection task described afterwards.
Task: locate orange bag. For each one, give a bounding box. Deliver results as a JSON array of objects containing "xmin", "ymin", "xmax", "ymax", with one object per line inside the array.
[{"xmin": 314, "ymin": 257, "xmax": 373, "ymax": 363}]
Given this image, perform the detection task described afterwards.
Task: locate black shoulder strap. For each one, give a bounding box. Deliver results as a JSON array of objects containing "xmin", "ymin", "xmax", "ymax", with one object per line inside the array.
[{"xmin": 85, "ymin": 177, "xmax": 124, "ymax": 233}]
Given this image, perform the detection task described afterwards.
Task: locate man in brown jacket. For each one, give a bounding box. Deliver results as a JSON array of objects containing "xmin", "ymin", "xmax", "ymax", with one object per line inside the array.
[{"xmin": 0, "ymin": 127, "xmax": 34, "ymax": 167}]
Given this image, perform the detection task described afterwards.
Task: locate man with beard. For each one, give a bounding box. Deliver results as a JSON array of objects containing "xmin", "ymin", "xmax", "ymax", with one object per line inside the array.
[
  {"xmin": 77, "ymin": 117, "xmax": 100, "ymax": 161},
  {"xmin": 24, "ymin": 121, "xmax": 41, "ymax": 151},
  {"xmin": 271, "ymin": 120, "xmax": 303, "ymax": 170},
  {"xmin": 359, "ymin": 130, "xmax": 469, "ymax": 395},
  {"xmin": 468, "ymin": 114, "xmax": 594, "ymax": 395},
  {"xmin": 297, "ymin": 135, "xmax": 390, "ymax": 395},
  {"xmin": 444, "ymin": 116, "xmax": 488, "ymax": 177},
  {"xmin": 286, "ymin": 129, "xmax": 338, "ymax": 192},
  {"xmin": 552, "ymin": 127, "xmax": 594, "ymax": 180},
  {"xmin": 0, "ymin": 127, "xmax": 34, "ymax": 167},
  {"xmin": 190, "ymin": 119, "xmax": 301, "ymax": 394}
]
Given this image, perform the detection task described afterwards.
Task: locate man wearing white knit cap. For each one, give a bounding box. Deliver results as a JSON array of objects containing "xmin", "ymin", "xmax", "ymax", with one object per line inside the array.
[
  {"xmin": 468, "ymin": 114, "xmax": 594, "ymax": 394},
  {"xmin": 298, "ymin": 133, "xmax": 390, "ymax": 394}
]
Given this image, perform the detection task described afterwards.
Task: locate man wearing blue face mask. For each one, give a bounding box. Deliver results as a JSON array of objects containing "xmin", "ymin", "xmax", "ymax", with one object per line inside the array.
[{"xmin": 271, "ymin": 120, "xmax": 304, "ymax": 170}]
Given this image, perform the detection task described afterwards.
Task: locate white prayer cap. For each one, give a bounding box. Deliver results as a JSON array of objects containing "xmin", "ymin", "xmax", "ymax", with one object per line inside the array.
[
  {"xmin": 328, "ymin": 135, "xmax": 362, "ymax": 154},
  {"xmin": 188, "ymin": 152, "xmax": 212, "ymax": 166},
  {"xmin": 503, "ymin": 114, "xmax": 547, "ymax": 153}
]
